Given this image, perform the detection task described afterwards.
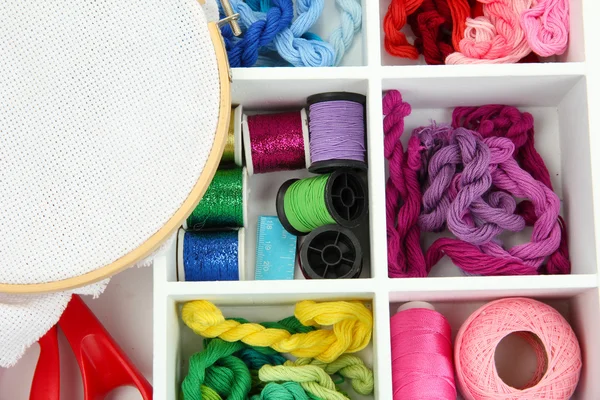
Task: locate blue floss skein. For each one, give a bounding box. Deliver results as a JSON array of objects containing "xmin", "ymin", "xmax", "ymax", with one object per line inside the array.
[
  {"xmin": 224, "ymin": 0, "xmax": 294, "ymax": 67},
  {"xmin": 329, "ymin": 0, "xmax": 362, "ymax": 65},
  {"xmin": 229, "ymin": 0, "xmax": 336, "ymax": 67},
  {"xmin": 235, "ymin": 348, "xmax": 287, "ymax": 370},
  {"xmin": 182, "ymin": 230, "xmax": 239, "ymax": 281},
  {"xmin": 246, "ymin": 0, "xmax": 272, "ymax": 12}
]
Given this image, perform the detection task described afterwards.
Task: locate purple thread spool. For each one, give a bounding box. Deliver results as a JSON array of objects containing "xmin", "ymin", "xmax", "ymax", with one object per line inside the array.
[{"xmin": 307, "ymin": 92, "xmax": 367, "ymax": 174}]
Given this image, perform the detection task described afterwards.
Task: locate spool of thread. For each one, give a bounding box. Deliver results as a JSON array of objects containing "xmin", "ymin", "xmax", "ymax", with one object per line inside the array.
[
  {"xmin": 220, "ymin": 105, "xmax": 243, "ymax": 167},
  {"xmin": 307, "ymin": 92, "xmax": 367, "ymax": 174},
  {"xmin": 184, "ymin": 167, "xmax": 248, "ymax": 230},
  {"xmin": 299, "ymin": 225, "xmax": 362, "ymax": 279},
  {"xmin": 177, "ymin": 229, "xmax": 246, "ymax": 281},
  {"xmin": 455, "ymin": 298, "xmax": 582, "ymax": 400},
  {"xmin": 276, "ymin": 169, "xmax": 368, "ymax": 236},
  {"xmin": 242, "ymin": 110, "xmax": 310, "ymax": 175},
  {"xmin": 391, "ymin": 302, "xmax": 456, "ymax": 400}
]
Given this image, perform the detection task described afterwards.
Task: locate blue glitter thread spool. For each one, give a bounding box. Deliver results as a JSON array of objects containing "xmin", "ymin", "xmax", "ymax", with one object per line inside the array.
[{"xmin": 177, "ymin": 228, "xmax": 246, "ymax": 281}]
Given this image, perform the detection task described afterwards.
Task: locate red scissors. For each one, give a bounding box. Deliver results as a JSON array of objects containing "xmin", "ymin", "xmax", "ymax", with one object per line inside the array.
[{"xmin": 29, "ymin": 295, "xmax": 153, "ymax": 400}]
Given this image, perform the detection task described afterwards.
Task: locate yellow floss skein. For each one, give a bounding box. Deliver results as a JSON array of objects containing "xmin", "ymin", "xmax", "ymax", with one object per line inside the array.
[
  {"xmin": 181, "ymin": 300, "xmax": 373, "ymax": 363},
  {"xmin": 259, "ymin": 364, "xmax": 349, "ymax": 400}
]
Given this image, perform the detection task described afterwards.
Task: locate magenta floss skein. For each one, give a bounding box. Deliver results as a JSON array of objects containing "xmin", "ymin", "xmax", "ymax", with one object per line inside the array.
[{"xmin": 391, "ymin": 302, "xmax": 456, "ymax": 399}]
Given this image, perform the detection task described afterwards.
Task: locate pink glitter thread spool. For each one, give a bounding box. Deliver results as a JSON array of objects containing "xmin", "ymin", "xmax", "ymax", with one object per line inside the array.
[{"xmin": 242, "ymin": 110, "xmax": 311, "ymax": 175}]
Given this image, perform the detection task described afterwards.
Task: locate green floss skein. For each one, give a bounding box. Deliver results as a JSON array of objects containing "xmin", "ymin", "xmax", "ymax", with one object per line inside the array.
[
  {"xmin": 251, "ymin": 382, "xmax": 319, "ymax": 400},
  {"xmin": 259, "ymin": 364, "xmax": 349, "ymax": 400},
  {"xmin": 181, "ymin": 339, "xmax": 250, "ymax": 400},
  {"xmin": 294, "ymin": 355, "xmax": 374, "ymax": 395},
  {"xmin": 186, "ymin": 168, "xmax": 244, "ymax": 229},
  {"xmin": 284, "ymin": 175, "xmax": 336, "ymax": 233}
]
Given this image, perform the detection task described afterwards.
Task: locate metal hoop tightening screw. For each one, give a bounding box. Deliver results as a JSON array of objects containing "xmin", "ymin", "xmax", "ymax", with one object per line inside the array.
[{"xmin": 218, "ymin": 0, "xmax": 242, "ymax": 36}]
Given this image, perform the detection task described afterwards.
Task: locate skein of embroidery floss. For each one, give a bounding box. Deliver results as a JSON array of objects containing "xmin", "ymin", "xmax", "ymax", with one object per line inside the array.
[
  {"xmin": 183, "ymin": 167, "xmax": 248, "ymax": 230},
  {"xmin": 391, "ymin": 302, "xmax": 456, "ymax": 400},
  {"xmin": 242, "ymin": 110, "xmax": 310, "ymax": 175},
  {"xmin": 298, "ymin": 225, "xmax": 363, "ymax": 279},
  {"xmin": 455, "ymin": 298, "xmax": 582, "ymax": 400},
  {"xmin": 176, "ymin": 229, "xmax": 246, "ymax": 281},
  {"xmin": 307, "ymin": 92, "xmax": 367, "ymax": 174},
  {"xmin": 220, "ymin": 105, "xmax": 243, "ymax": 167},
  {"xmin": 276, "ymin": 170, "xmax": 368, "ymax": 235}
]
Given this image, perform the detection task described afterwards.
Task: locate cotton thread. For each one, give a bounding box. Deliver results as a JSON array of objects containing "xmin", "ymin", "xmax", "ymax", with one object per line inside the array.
[
  {"xmin": 308, "ymin": 99, "xmax": 366, "ymax": 166},
  {"xmin": 384, "ymin": 0, "xmax": 425, "ymax": 59},
  {"xmin": 292, "ymin": 355, "xmax": 374, "ymax": 395},
  {"xmin": 383, "ymin": 91, "xmax": 427, "ymax": 278},
  {"xmin": 181, "ymin": 230, "xmax": 240, "ymax": 281},
  {"xmin": 283, "ymin": 175, "xmax": 336, "ymax": 233},
  {"xmin": 186, "ymin": 168, "xmax": 244, "ymax": 229},
  {"xmin": 225, "ymin": 0, "xmax": 294, "ymax": 67},
  {"xmin": 181, "ymin": 300, "xmax": 373, "ymax": 363},
  {"xmin": 246, "ymin": 112, "xmax": 307, "ymax": 174},
  {"xmin": 259, "ymin": 364, "xmax": 349, "ymax": 400},
  {"xmin": 452, "ymin": 105, "xmax": 570, "ymax": 274},
  {"xmin": 407, "ymin": 0, "xmax": 455, "ymax": 65},
  {"xmin": 446, "ymin": 0, "xmax": 534, "ymax": 64},
  {"xmin": 229, "ymin": 0, "xmax": 336, "ymax": 67},
  {"xmin": 328, "ymin": 0, "xmax": 363, "ymax": 65},
  {"xmin": 251, "ymin": 382, "xmax": 318, "ymax": 400},
  {"xmin": 391, "ymin": 306, "xmax": 456, "ymax": 399},
  {"xmin": 455, "ymin": 298, "xmax": 581, "ymax": 400},
  {"xmin": 521, "ymin": 0, "xmax": 570, "ymax": 57}
]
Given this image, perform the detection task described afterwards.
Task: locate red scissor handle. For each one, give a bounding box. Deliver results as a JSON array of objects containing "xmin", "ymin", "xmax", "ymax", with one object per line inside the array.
[
  {"xmin": 31, "ymin": 326, "xmax": 60, "ymax": 400},
  {"xmin": 30, "ymin": 295, "xmax": 153, "ymax": 400}
]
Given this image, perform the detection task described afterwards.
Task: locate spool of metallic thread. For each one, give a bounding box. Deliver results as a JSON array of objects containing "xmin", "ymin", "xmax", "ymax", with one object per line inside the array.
[
  {"xmin": 220, "ymin": 105, "xmax": 243, "ymax": 167},
  {"xmin": 242, "ymin": 110, "xmax": 310, "ymax": 175},
  {"xmin": 177, "ymin": 228, "xmax": 245, "ymax": 281},
  {"xmin": 184, "ymin": 167, "xmax": 248, "ymax": 230}
]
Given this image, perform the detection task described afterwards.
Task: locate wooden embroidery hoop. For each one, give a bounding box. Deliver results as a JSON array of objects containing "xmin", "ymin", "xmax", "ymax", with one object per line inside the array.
[{"xmin": 0, "ymin": 0, "xmax": 240, "ymax": 294}]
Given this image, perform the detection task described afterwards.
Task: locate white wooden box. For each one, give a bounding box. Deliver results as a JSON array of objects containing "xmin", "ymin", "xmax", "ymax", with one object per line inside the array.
[{"xmin": 153, "ymin": 0, "xmax": 600, "ymax": 399}]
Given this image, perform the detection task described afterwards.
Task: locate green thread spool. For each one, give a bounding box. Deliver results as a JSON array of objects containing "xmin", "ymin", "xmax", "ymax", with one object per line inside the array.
[
  {"xmin": 276, "ymin": 170, "xmax": 367, "ymax": 235},
  {"xmin": 184, "ymin": 167, "xmax": 247, "ymax": 230},
  {"xmin": 220, "ymin": 105, "xmax": 243, "ymax": 167}
]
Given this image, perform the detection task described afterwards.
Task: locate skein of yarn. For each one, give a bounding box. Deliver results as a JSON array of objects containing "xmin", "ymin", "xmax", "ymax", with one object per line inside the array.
[
  {"xmin": 455, "ymin": 298, "xmax": 582, "ymax": 400},
  {"xmin": 391, "ymin": 302, "xmax": 456, "ymax": 399}
]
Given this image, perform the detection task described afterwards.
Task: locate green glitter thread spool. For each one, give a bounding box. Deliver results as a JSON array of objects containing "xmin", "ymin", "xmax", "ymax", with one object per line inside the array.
[
  {"xmin": 184, "ymin": 167, "xmax": 247, "ymax": 230},
  {"xmin": 220, "ymin": 105, "xmax": 243, "ymax": 167}
]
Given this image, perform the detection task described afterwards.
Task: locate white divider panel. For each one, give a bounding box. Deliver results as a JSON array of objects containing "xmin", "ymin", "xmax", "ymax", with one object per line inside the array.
[{"xmin": 154, "ymin": 0, "xmax": 600, "ymax": 399}]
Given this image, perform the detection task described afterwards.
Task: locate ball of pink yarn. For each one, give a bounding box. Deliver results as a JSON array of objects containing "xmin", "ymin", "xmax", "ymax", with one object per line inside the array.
[{"xmin": 455, "ymin": 298, "xmax": 582, "ymax": 400}]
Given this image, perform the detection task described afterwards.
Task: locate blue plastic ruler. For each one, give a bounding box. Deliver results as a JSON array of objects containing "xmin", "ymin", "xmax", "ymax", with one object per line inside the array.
[{"xmin": 255, "ymin": 216, "xmax": 297, "ymax": 280}]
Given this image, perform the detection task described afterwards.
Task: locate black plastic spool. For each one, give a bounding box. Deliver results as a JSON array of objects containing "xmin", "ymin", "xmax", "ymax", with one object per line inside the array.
[
  {"xmin": 307, "ymin": 92, "xmax": 368, "ymax": 174},
  {"xmin": 276, "ymin": 169, "xmax": 368, "ymax": 236},
  {"xmin": 299, "ymin": 224, "xmax": 362, "ymax": 279}
]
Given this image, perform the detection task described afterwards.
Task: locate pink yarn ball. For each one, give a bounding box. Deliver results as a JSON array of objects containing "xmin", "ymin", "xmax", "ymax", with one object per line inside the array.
[{"xmin": 455, "ymin": 297, "xmax": 582, "ymax": 400}]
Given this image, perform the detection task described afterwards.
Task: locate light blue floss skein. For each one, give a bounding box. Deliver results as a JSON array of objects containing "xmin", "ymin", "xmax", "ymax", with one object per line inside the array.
[
  {"xmin": 229, "ymin": 0, "xmax": 336, "ymax": 67},
  {"xmin": 329, "ymin": 0, "xmax": 362, "ymax": 65}
]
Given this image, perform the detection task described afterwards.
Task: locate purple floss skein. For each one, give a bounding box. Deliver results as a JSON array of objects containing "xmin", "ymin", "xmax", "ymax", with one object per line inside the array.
[
  {"xmin": 446, "ymin": 128, "xmax": 525, "ymax": 245},
  {"xmin": 415, "ymin": 125, "xmax": 461, "ymax": 232},
  {"xmin": 309, "ymin": 100, "xmax": 366, "ymax": 163}
]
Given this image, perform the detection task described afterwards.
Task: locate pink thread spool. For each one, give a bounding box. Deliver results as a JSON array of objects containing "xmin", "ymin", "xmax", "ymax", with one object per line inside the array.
[
  {"xmin": 242, "ymin": 110, "xmax": 310, "ymax": 175},
  {"xmin": 391, "ymin": 302, "xmax": 456, "ymax": 400},
  {"xmin": 455, "ymin": 298, "xmax": 582, "ymax": 400}
]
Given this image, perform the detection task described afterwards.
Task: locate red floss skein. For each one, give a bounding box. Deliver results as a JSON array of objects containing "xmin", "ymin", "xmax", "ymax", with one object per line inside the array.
[
  {"xmin": 384, "ymin": 0, "xmax": 425, "ymax": 60},
  {"xmin": 408, "ymin": 0, "xmax": 455, "ymax": 65},
  {"xmin": 383, "ymin": 90, "xmax": 427, "ymax": 278},
  {"xmin": 452, "ymin": 105, "xmax": 570, "ymax": 275}
]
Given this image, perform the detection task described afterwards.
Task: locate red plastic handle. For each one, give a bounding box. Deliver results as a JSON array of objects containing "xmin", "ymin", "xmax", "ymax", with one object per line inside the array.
[
  {"xmin": 58, "ymin": 295, "xmax": 153, "ymax": 400},
  {"xmin": 30, "ymin": 326, "xmax": 60, "ymax": 400}
]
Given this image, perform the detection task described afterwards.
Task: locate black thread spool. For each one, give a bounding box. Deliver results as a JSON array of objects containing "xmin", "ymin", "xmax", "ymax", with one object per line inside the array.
[
  {"xmin": 307, "ymin": 92, "xmax": 368, "ymax": 174},
  {"xmin": 275, "ymin": 169, "xmax": 368, "ymax": 236},
  {"xmin": 299, "ymin": 225, "xmax": 363, "ymax": 279}
]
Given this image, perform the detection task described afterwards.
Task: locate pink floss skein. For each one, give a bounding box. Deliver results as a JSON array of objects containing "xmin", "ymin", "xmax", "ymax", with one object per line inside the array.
[
  {"xmin": 446, "ymin": 0, "xmax": 534, "ymax": 64},
  {"xmin": 383, "ymin": 90, "xmax": 427, "ymax": 278},
  {"xmin": 391, "ymin": 302, "xmax": 456, "ymax": 400},
  {"xmin": 521, "ymin": 0, "xmax": 570, "ymax": 57},
  {"xmin": 455, "ymin": 298, "xmax": 582, "ymax": 400}
]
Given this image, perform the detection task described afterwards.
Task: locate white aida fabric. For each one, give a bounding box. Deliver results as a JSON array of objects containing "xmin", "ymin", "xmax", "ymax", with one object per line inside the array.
[{"xmin": 0, "ymin": 0, "xmax": 221, "ymax": 366}]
